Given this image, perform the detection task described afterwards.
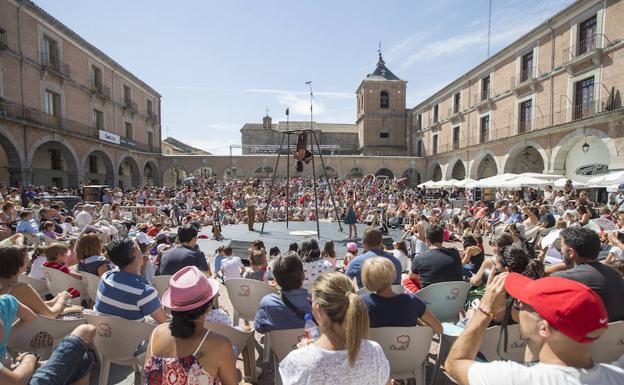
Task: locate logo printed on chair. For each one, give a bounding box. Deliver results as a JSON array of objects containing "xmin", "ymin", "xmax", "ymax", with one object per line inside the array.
[
  {"xmin": 238, "ymin": 285, "xmax": 250, "ymax": 297},
  {"xmin": 510, "ymin": 339, "xmax": 527, "ymax": 349},
  {"xmin": 446, "ymin": 287, "xmax": 459, "ymax": 301},
  {"xmin": 30, "ymin": 331, "xmax": 53, "ymax": 348},
  {"xmin": 97, "ymin": 322, "xmax": 112, "ymax": 338},
  {"xmin": 291, "ymin": 334, "xmax": 307, "ymax": 350},
  {"xmin": 389, "ymin": 335, "xmax": 411, "ymax": 351}
]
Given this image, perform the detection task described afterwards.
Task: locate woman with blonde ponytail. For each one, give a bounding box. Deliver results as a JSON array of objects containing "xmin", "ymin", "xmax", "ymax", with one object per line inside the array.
[{"xmin": 279, "ymin": 272, "xmax": 390, "ymax": 385}]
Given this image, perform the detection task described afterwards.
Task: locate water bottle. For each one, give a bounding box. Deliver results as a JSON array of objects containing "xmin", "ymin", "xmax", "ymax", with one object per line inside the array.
[{"xmin": 304, "ymin": 313, "xmax": 320, "ymax": 341}]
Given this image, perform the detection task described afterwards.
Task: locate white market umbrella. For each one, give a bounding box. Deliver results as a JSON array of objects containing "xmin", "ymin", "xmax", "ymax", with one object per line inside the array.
[
  {"xmin": 498, "ymin": 176, "xmax": 550, "ymax": 189},
  {"xmin": 553, "ymin": 178, "xmax": 587, "ymax": 188},
  {"xmin": 435, "ymin": 179, "xmax": 459, "ymax": 188},
  {"xmin": 455, "ymin": 178, "xmax": 476, "ymax": 188},
  {"xmin": 587, "ymin": 170, "xmax": 624, "ymax": 187},
  {"xmin": 418, "ymin": 180, "xmax": 436, "ymax": 188}
]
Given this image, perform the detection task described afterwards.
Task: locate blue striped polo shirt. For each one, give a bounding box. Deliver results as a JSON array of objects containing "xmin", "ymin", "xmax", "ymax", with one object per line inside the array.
[{"xmin": 94, "ymin": 270, "xmax": 161, "ymax": 321}]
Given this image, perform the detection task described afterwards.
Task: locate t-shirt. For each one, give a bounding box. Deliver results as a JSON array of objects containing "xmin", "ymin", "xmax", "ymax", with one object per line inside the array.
[
  {"xmin": 221, "ymin": 256, "xmax": 243, "ymax": 280},
  {"xmin": 279, "ymin": 340, "xmax": 390, "ymax": 385},
  {"xmin": 553, "ymin": 262, "xmax": 624, "ymax": 321},
  {"xmin": 467, "ymin": 356, "xmax": 624, "ymax": 385},
  {"xmin": 302, "ymin": 259, "xmax": 333, "ymax": 290},
  {"xmin": 361, "ymin": 293, "xmax": 426, "ymax": 328},
  {"xmin": 16, "ymin": 219, "xmax": 38, "ymax": 234},
  {"xmin": 539, "ymin": 212, "xmax": 556, "ymax": 228},
  {"xmin": 346, "ymin": 249, "xmax": 402, "ymax": 288},
  {"xmin": 254, "ymin": 289, "xmax": 311, "ymax": 333},
  {"xmin": 0, "ymin": 294, "xmax": 18, "ymax": 357},
  {"xmin": 407, "ymin": 235, "xmax": 428, "ymax": 257},
  {"xmin": 43, "ymin": 261, "xmax": 71, "ymax": 274},
  {"xmin": 213, "ymin": 254, "xmax": 225, "ymax": 275},
  {"xmin": 77, "ymin": 255, "xmax": 111, "ymax": 276},
  {"xmin": 411, "ymin": 247, "xmax": 463, "ymax": 288},
  {"xmin": 94, "ymin": 270, "xmax": 161, "ymax": 321},
  {"xmin": 157, "ymin": 245, "xmax": 209, "ymax": 276},
  {"xmin": 29, "ymin": 255, "xmax": 47, "ymax": 280},
  {"xmin": 609, "ymin": 246, "xmax": 624, "ymax": 261}
]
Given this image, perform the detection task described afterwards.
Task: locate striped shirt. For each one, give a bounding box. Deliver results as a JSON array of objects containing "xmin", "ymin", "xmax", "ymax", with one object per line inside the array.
[{"xmin": 94, "ymin": 270, "xmax": 161, "ymax": 321}]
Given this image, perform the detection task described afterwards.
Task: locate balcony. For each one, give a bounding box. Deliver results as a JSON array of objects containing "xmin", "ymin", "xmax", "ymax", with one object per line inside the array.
[
  {"xmin": 510, "ymin": 67, "xmax": 539, "ymax": 96},
  {"xmin": 473, "ymin": 89, "xmax": 494, "ymax": 111},
  {"xmin": 146, "ymin": 110, "xmax": 157, "ymax": 122},
  {"xmin": 447, "ymin": 106, "xmax": 463, "ymax": 123},
  {"xmin": 0, "ymin": 30, "xmax": 7, "ymax": 50},
  {"xmin": 517, "ymin": 119, "xmax": 531, "ymax": 134},
  {"xmin": 39, "ymin": 51, "xmax": 71, "ymax": 79},
  {"xmin": 123, "ymin": 98, "xmax": 138, "ymax": 112},
  {"xmin": 89, "ymin": 80, "xmax": 111, "ymax": 99},
  {"xmin": 563, "ymin": 33, "xmax": 608, "ymax": 75},
  {"xmin": 0, "ymin": 99, "xmax": 97, "ymax": 139}
]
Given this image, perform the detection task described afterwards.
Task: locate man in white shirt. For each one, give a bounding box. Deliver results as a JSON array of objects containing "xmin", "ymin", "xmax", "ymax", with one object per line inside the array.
[
  {"xmin": 446, "ymin": 273, "xmax": 624, "ymax": 385},
  {"xmin": 220, "ymin": 246, "xmax": 245, "ymax": 280},
  {"xmin": 75, "ymin": 204, "xmax": 95, "ymax": 230}
]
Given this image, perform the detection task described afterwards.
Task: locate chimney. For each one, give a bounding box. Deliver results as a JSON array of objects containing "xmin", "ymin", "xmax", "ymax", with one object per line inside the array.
[{"xmin": 263, "ymin": 114, "xmax": 272, "ymax": 129}]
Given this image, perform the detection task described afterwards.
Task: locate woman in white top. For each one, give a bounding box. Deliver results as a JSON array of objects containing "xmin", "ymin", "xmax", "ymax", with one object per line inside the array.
[
  {"xmin": 279, "ymin": 272, "xmax": 390, "ymax": 385},
  {"xmin": 603, "ymin": 231, "xmax": 624, "ymax": 265},
  {"xmin": 392, "ymin": 240, "xmax": 409, "ymax": 272},
  {"xmin": 299, "ymin": 239, "xmax": 332, "ymax": 290}
]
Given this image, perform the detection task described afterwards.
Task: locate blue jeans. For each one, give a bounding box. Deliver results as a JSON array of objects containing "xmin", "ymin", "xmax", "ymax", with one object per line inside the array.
[{"xmin": 29, "ymin": 335, "xmax": 95, "ymax": 385}]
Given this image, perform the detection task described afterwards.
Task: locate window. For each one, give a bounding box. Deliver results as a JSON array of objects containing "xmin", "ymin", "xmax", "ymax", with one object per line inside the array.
[
  {"xmin": 125, "ymin": 122, "xmax": 133, "ymax": 139},
  {"xmin": 123, "ymin": 85, "xmax": 131, "ymax": 104},
  {"xmin": 432, "ymin": 134, "xmax": 438, "ymax": 155},
  {"xmin": 147, "ymin": 99, "xmax": 153, "ymax": 115},
  {"xmin": 578, "ymin": 15, "xmax": 597, "ymax": 55},
  {"xmin": 380, "ymin": 91, "xmax": 389, "ymax": 108},
  {"xmin": 89, "ymin": 155, "xmax": 98, "ymax": 173},
  {"xmin": 148, "ymin": 131, "xmax": 154, "ymax": 149},
  {"xmin": 416, "ymin": 140, "xmax": 422, "ymax": 157},
  {"xmin": 44, "ymin": 90, "xmax": 61, "ymax": 125},
  {"xmin": 91, "ymin": 65, "xmax": 102, "ymax": 90},
  {"xmin": 416, "ymin": 113, "xmax": 422, "ymax": 130},
  {"xmin": 453, "ymin": 92, "xmax": 461, "ymax": 113},
  {"xmin": 49, "ymin": 148, "xmax": 62, "ymax": 170},
  {"xmin": 93, "ymin": 109, "xmax": 104, "ymax": 130},
  {"xmin": 574, "ymin": 76, "xmax": 595, "ymax": 119},
  {"xmin": 0, "ymin": 28, "xmax": 7, "ymax": 49},
  {"xmin": 521, "ymin": 51, "xmax": 533, "ymax": 82},
  {"xmin": 481, "ymin": 75, "xmax": 491, "ymax": 100},
  {"xmin": 42, "ymin": 34, "xmax": 59, "ymax": 70},
  {"xmin": 379, "ymin": 132, "xmax": 389, "ymax": 138},
  {"xmin": 453, "ymin": 126, "xmax": 460, "ymax": 150},
  {"xmin": 519, "ymin": 100, "xmax": 532, "ymax": 133},
  {"xmin": 433, "ymin": 104, "xmax": 439, "ymax": 123},
  {"xmin": 480, "ymin": 115, "xmax": 490, "ymax": 143}
]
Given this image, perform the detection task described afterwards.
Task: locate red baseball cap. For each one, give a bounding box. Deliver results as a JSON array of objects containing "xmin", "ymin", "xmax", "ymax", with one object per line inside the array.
[{"xmin": 504, "ymin": 273, "xmax": 608, "ymax": 343}]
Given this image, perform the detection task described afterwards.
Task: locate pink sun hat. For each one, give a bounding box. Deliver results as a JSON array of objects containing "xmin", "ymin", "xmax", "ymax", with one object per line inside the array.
[{"xmin": 161, "ymin": 266, "xmax": 220, "ymax": 311}]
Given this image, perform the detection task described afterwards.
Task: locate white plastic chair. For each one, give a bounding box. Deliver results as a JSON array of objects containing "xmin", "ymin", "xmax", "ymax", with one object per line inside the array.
[
  {"xmin": 415, "ymin": 281, "xmax": 470, "ymax": 323},
  {"xmin": 370, "ymin": 326, "xmax": 434, "ymax": 385},
  {"xmin": 41, "ymin": 266, "xmax": 89, "ymax": 304},
  {"xmin": 79, "ymin": 271, "xmax": 101, "ymax": 304},
  {"xmin": 205, "ymin": 322, "xmax": 258, "ymax": 382},
  {"xmin": 151, "ymin": 275, "xmax": 172, "ymax": 299},
  {"xmin": 268, "ymin": 328, "xmax": 306, "ymax": 385},
  {"xmin": 18, "ymin": 273, "xmax": 50, "ymax": 297},
  {"xmin": 8, "ymin": 314, "xmax": 85, "ymax": 359},
  {"xmin": 84, "ymin": 313, "xmax": 156, "ymax": 385},
  {"xmin": 591, "ymin": 321, "xmax": 624, "ymax": 363},
  {"xmin": 357, "ymin": 285, "xmax": 405, "ymax": 296}
]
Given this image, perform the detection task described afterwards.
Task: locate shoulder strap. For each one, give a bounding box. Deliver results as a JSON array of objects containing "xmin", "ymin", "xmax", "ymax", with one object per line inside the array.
[
  {"xmin": 193, "ymin": 330, "xmax": 210, "ymax": 356},
  {"xmin": 281, "ymin": 292, "xmax": 306, "ymax": 320}
]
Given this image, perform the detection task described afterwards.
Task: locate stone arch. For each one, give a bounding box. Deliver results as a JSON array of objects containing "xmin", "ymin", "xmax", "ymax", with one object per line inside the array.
[
  {"xmin": 83, "ymin": 150, "xmax": 115, "ymax": 186},
  {"xmin": 401, "ymin": 168, "xmax": 421, "ymax": 186},
  {"xmin": 162, "ymin": 167, "xmax": 188, "ymax": 186},
  {"xmin": 375, "ymin": 168, "xmax": 394, "ymax": 179},
  {"xmin": 323, "ymin": 166, "xmax": 338, "ymax": 179},
  {"xmin": 117, "ymin": 156, "xmax": 141, "ymax": 188},
  {"xmin": 29, "ymin": 139, "xmax": 80, "ymax": 188},
  {"xmin": 550, "ymin": 128, "xmax": 619, "ymax": 175},
  {"xmin": 143, "ymin": 160, "xmax": 160, "ymax": 186},
  {"xmin": 502, "ymin": 140, "xmax": 548, "ymax": 174},
  {"xmin": 0, "ymin": 128, "xmax": 25, "ymax": 186},
  {"xmin": 469, "ymin": 150, "xmax": 501, "ymax": 179},
  {"xmin": 432, "ymin": 164, "xmax": 443, "ymax": 182},
  {"xmin": 426, "ymin": 160, "xmax": 442, "ymax": 181},
  {"xmin": 346, "ymin": 167, "xmax": 364, "ymax": 179},
  {"xmin": 224, "ymin": 167, "xmax": 239, "ymax": 179},
  {"xmin": 445, "ymin": 156, "xmax": 467, "ymax": 180}
]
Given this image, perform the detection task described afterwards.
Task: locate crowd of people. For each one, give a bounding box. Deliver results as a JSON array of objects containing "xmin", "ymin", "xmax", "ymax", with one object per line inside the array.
[{"xmin": 0, "ymin": 177, "xmax": 623, "ymax": 384}]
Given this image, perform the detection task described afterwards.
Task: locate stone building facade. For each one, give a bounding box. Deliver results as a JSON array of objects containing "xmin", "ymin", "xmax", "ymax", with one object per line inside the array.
[{"xmin": 0, "ymin": 0, "xmax": 162, "ymax": 188}]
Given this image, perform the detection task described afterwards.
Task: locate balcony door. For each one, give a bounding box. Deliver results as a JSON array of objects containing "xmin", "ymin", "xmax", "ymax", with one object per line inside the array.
[
  {"xmin": 574, "ymin": 76, "xmax": 594, "ymax": 119},
  {"xmin": 578, "ymin": 15, "xmax": 597, "ymax": 55}
]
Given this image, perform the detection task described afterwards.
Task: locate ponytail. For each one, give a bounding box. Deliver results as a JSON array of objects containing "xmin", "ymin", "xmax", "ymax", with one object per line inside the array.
[
  {"xmin": 169, "ymin": 301, "xmax": 211, "ymax": 339},
  {"xmin": 344, "ymin": 291, "xmax": 369, "ymax": 367},
  {"xmin": 523, "ymin": 259, "xmax": 545, "ymax": 280}
]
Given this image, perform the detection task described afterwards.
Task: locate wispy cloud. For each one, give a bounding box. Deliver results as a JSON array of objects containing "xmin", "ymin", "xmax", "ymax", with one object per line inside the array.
[{"xmin": 157, "ymin": 85, "xmax": 353, "ymax": 99}]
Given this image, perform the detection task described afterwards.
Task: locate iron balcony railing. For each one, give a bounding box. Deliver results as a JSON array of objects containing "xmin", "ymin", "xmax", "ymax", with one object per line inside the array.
[
  {"xmin": 473, "ymin": 88, "xmax": 494, "ymax": 105},
  {"xmin": 563, "ymin": 33, "xmax": 609, "ymax": 63},
  {"xmin": 39, "ymin": 51, "xmax": 71, "ymax": 78},
  {"xmin": 511, "ymin": 66, "xmax": 539, "ymax": 88},
  {"xmin": 89, "ymin": 79, "xmax": 111, "ymax": 99},
  {"xmin": 123, "ymin": 98, "xmax": 138, "ymax": 112},
  {"xmin": 146, "ymin": 110, "xmax": 157, "ymax": 121},
  {"xmin": 0, "ymin": 29, "xmax": 7, "ymax": 50}
]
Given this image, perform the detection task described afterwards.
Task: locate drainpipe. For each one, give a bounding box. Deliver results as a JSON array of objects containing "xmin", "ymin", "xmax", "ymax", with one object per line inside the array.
[{"xmin": 547, "ymin": 18, "xmax": 555, "ymax": 173}]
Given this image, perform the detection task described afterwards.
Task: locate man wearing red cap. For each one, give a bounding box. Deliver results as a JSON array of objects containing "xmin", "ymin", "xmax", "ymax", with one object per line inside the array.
[{"xmin": 446, "ymin": 272, "xmax": 624, "ymax": 385}]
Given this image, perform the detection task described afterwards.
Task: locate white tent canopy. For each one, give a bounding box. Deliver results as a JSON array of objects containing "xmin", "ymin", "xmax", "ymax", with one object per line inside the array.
[
  {"xmin": 553, "ymin": 177, "xmax": 587, "ymax": 188},
  {"xmin": 587, "ymin": 170, "xmax": 624, "ymax": 188},
  {"xmin": 497, "ymin": 176, "xmax": 553, "ymax": 188}
]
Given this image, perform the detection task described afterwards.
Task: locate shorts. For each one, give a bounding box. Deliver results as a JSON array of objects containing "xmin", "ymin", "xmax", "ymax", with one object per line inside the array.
[{"xmin": 29, "ymin": 334, "xmax": 95, "ymax": 385}]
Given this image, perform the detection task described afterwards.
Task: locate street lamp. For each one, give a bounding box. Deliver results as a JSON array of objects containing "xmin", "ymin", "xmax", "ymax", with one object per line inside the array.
[{"xmin": 582, "ymin": 141, "xmax": 590, "ymax": 153}]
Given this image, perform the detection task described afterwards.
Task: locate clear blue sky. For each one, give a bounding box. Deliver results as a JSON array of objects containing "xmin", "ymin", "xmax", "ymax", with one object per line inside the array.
[{"xmin": 36, "ymin": 0, "xmax": 574, "ymax": 154}]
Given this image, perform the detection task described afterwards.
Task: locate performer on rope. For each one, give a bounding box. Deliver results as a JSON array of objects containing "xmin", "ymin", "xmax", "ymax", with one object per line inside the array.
[{"xmin": 292, "ymin": 131, "xmax": 313, "ymax": 172}]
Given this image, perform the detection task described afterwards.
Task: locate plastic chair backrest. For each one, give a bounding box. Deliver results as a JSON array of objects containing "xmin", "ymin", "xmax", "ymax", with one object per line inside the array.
[
  {"xmin": 79, "ymin": 271, "xmax": 101, "ymax": 303},
  {"xmin": 152, "ymin": 275, "xmax": 172, "ymax": 299},
  {"xmin": 17, "ymin": 273, "xmax": 50, "ymax": 296},
  {"xmin": 205, "ymin": 322, "xmax": 254, "ymax": 355},
  {"xmin": 415, "ymin": 281, "xmax": 470, "ymax": 323},
  {"xmin": 224, "ymin": 278, "xmax": 275, "ymax": 321},
  {"xmin": 41, "ymin": 266, "xmax": 89, "ymax": 301},
  {"xmin": 478, "ymin": 324, "xmax": 526, "ymax": 362},
  {"xmin": 370, "ymin": 326, "xmax": 434, "ymax": 383},
  {"xmin": 591, "ymin": 321, "xmax": 624, "ymax": 363},
  {"xmin": 356, "ymin": 287, "xmax": 370, "ymax": 295},
  {"xmin": 84, "ymin": 313, "xmax": 156, "ymax": 363},
  {"xmin": 267, "ymin": 328, "xmax": 306, "ymax": 362},
  {"xmin": 8, "ymin": 314, "xmax": 85, "ymax": 359}
]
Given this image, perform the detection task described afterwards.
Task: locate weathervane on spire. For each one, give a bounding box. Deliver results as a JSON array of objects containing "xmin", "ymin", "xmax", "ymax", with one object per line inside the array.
[{"xmin": 378, "ymin": 41, "xmax": 382, "ymax": 59}]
